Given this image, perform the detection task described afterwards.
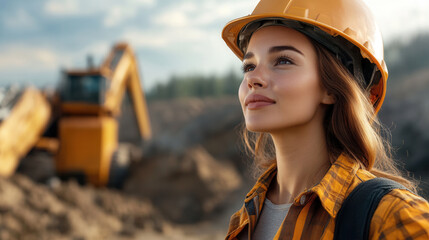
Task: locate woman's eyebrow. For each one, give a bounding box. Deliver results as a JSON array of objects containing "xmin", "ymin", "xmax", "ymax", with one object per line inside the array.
[
  {"xmin": 243, "ymin": 52, "xmax": 254, "ymax": 60},
  {"xmin": 269, "ymin": 46, "xmax": 304, "ymax": 56}
]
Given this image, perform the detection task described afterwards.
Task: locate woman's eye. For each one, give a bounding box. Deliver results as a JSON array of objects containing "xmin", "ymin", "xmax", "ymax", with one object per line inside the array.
[
  {"xmin": 242, "ymin": 64, "xmax": 255, "ymax": 73},
  {"xmin": 275, "ymin": 57, "xmax": 293, "ymax": 66}
]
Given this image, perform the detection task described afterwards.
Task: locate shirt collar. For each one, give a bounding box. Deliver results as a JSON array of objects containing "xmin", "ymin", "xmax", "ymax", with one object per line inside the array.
[
  {"xmin": 244, "ymin": 163, "xmax": 277, "ymax": 202},
  {"xmin": 304, "ymin": 154, "xmax": 360, "ymax": 218},
  {"xmin": 245, "ymin": 154, "xmax": 361, "ymax": 218}
]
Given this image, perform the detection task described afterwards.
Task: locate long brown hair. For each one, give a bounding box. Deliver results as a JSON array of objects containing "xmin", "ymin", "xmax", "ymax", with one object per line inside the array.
[{"xmin": 242, "ymin": 40, "xmax": 417, "ymax": 192}]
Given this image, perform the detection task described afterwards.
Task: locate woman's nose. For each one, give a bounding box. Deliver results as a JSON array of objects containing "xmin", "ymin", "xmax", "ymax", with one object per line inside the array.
[{"xmin": 246, "ymin": 67, "xmax": 268, "ymax": 89}]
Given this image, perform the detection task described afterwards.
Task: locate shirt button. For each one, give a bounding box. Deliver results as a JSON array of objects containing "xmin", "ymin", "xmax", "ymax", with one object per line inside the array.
[{"xmin": 300, "ymin": 195, "xmax": 306, "ymax": 205}]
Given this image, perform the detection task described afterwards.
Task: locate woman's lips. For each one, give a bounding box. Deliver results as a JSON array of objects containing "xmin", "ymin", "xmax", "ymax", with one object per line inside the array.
[{"xmin": 245, "ymin": 94, "xmax": 276, "ymax": 109}]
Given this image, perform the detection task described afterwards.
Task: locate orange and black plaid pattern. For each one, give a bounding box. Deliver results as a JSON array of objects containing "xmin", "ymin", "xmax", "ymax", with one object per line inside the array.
[{"xmin": 225, "ymin": 155, "xmax": 429, "ymax": 239}]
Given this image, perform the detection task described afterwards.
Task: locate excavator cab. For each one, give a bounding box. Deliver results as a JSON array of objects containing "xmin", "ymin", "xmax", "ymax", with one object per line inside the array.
[
  {"xmin": 60, "ymin": 74, "xmax": 107, "ymax": 105},
  {"xmin": 56, "ymin": 43, "xmax": 151, "ymax": 187}
]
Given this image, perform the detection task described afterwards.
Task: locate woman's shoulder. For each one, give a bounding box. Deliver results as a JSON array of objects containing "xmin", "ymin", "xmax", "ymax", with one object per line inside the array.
[{"xmin": 370, "ymin": 188, "xmax": 429, "ymax": 239}]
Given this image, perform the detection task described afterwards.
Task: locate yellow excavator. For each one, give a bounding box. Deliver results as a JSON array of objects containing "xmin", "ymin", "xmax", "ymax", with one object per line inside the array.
[{"xmin": 0, "ymin": 43, "xmax": 151, "ymax": 187}]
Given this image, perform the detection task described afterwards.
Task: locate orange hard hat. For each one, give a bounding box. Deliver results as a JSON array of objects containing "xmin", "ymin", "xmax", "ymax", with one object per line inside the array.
[{"xmin": 222, "ymin": 0, "xmax": 388, "ymax": 113}]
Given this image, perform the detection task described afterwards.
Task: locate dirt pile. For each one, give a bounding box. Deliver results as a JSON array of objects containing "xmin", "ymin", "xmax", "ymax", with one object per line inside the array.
[
  {"xmin": 124, "ymin": 145, "xmax": 242, "ymax": 223},
  {"xmin": 124, "ymin": 97, "xmax": 247, "ymax": 223},
  {"xmin": 0, "ymin": 174, "xmax": 164, "ymax": 240}
]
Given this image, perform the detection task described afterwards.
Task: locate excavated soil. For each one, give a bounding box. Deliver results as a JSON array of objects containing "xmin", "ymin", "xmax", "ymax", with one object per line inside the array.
[
  {"xmin": 0, "ymin": 96, "xmax": 251, "ymax": 240},
  {"xmin": 0, "ymin": 174, "xmax": 163, "ymax": 240}
]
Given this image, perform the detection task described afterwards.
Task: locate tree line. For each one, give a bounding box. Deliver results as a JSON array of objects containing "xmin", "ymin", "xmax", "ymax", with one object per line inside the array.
[
  {"xmin": 146, "ymin": 70, "xmax": 242, "ymax": 101},
  {"xmin": 385, "ymin": 33, "xmax": 429, "ymax": 82}
]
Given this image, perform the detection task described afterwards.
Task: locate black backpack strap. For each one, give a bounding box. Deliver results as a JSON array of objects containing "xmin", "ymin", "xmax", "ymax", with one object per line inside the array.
[{"xmin": 334, "ymin": 177, "xmax": 407, "ymax": 240}]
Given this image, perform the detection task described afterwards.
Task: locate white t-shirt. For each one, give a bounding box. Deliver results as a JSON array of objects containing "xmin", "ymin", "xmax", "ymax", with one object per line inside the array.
[{"xmin": 238, "ymin": 198, "xmax": 292, "ymax": 240}]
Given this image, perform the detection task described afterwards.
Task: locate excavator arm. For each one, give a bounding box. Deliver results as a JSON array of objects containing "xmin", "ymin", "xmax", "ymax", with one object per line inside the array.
[{"xmin": 101, "ymin": 43, "xmax": 151, "ymax": 140}]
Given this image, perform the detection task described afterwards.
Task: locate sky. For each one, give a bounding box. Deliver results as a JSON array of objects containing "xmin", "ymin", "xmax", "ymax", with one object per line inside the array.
[{"xmin": 0, "ymin": 0, "xmax": 428, "ymax": 91}]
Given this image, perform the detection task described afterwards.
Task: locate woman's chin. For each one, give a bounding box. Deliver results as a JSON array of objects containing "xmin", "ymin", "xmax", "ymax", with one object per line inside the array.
[{"xmin": 245, "ymin": 124, "xmax": 272, "ymax": 133}]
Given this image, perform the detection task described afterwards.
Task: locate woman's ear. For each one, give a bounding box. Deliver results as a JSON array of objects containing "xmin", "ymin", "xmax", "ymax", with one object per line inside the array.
[{"xmin": 322, "ymin": 91, "xmax": 336, "ymax": 105}]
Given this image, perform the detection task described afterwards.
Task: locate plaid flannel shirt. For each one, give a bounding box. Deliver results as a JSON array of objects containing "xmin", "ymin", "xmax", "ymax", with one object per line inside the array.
[{"xmin": 226, "ymin": 155, "xmax": 429, "ymax": 239}]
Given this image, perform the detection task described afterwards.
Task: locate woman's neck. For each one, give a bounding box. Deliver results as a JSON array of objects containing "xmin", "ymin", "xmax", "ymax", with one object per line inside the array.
[{"xmin": 267, "ymin": 117, "xmax": 331, "ymax": 204}]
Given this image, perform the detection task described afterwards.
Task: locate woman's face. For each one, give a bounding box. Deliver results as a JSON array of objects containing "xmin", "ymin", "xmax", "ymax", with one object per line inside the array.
[{"xmin": 239, "ymin": 26, "xmax": 333, "ymax": 133}]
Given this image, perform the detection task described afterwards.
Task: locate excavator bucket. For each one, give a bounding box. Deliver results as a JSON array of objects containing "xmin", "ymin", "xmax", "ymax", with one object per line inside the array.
[{"xmin": 0, "ymin": 88, "xmax": 51, "ymax": 177}]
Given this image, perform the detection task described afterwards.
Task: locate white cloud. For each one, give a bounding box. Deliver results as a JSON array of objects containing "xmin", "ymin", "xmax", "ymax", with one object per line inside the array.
[
  {"xmin": 121, "ymin": 26, "xmax": 207, "ymax": 50},
  {"xmin": 153, "ymin": 10, "xmax": 190, "ymax": 28},
  {"xmin": 2, "ymin": 9, "xmax": 38, "ymax": 30},
  {"xmin": 122, "ymin": 29, "xmax": 170, "ymax": 48},
  {"xmin": 44, "ymin": 0, "xmax": 80, "ymax": 16},
  {"xmin": 363, "ymin": 0, "xmax": 429, "ymax": 41},
  {"xmin": 129, "ymin": 0, "xmax": 154, "ymax": 5},
  {"xmin": 152, "ymin": 2, "xmax": 197, "ymax": 28},
  {"xmin": 104, "ymin": 7, "xmax": 136, "ymax": 27},
  {"xmin": 44, "ymin": 0, "xmax": 155, "ymax": 27},
  {"xmin": 0, "ymin": 42, "xmax": 118, "ymax": 87},
  {"xmin": 0, "ymin": 45, "xmax": 59, "ymax": 71},
  {"xmin": 194, "ymin": 0, "xmax": 259, "ymax": 26},
  {"xmin": 81, "ymin": 42, "xmax": 111, "ymax": 58},
  {"xmin": 152, "ymin": 0, "xmax": 258, "ymax": 28},
  {"xmin": 103, "ymin": 0, "xmax": 156, "ymax": 27}
]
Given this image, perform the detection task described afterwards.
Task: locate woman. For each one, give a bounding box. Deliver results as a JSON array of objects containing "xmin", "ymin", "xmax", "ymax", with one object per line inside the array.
[{"xmin": 221, "ymin": 0, "xmax": 429, "ymax": 239}]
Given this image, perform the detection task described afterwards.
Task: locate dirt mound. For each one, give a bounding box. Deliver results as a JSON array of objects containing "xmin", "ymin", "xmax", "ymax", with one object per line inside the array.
[
  {"xmin": 124, "ymin": 145, "xmax": 242, "ymax": 223},
  {"xmin": 128, "ymin": 97, "xmax": 247, "ymax": 223},
  {"xmin": 0, "ymin": 174, "xmax": 163, "ymax": 240}
]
